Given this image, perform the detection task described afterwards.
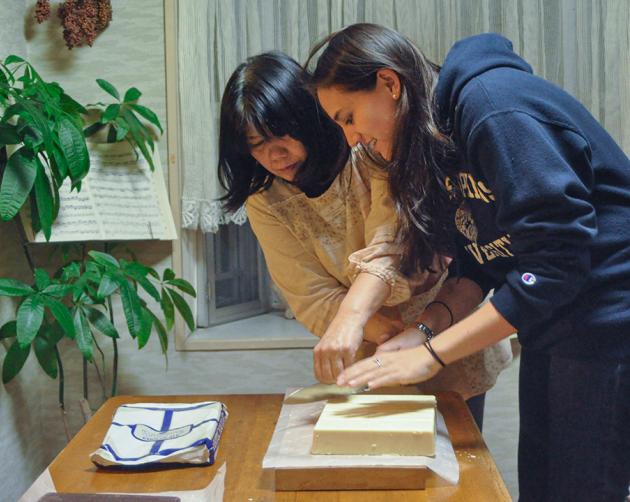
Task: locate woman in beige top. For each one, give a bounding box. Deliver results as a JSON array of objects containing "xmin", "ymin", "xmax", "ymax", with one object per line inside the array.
[{"xmin": 217, "ymin": 52, "xmax": 512, "ymax": 429}]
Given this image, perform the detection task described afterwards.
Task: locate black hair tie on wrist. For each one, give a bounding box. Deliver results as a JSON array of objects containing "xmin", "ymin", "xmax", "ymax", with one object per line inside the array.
[
  {"xmin": 426, "ymin": 300, "xmax": 454, "ymax": 327},
  {"xmin": 423, "ymin": 340, "xmax": 446, "ymax": 368}
]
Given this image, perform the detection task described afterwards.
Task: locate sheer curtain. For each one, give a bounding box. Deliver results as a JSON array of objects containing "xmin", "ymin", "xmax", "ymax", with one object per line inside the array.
[{"xmin": 177, "ymin": 0, "xmax": 630, "ymax": 232}]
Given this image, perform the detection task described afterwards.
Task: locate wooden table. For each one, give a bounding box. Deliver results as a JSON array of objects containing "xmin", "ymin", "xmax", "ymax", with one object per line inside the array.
[{"xmin": 47, "ymin": 392, "xmax": 510, "ymax": 501}]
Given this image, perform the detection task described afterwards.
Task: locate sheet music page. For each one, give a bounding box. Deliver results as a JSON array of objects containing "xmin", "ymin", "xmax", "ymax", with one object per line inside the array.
[
  {"xmin": 25, "ymin": 141, "xmax": 177, "ymax": 242},
  {"xmin": 23, "ymin": 162, "xmax": 103, "ymax": 243},
  {"xmin": 87, "ymin": 141, "xmax": 177, "ymax": 241}
]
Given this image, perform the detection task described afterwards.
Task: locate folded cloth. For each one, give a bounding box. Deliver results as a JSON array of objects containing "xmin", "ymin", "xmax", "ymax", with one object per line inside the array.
[{"xmin": 90, "ymin": 401, "xmax": 228, "ymax": 467}]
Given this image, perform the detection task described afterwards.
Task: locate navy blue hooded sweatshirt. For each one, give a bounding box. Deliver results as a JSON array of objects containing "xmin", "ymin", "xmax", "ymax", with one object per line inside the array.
[{"xmin": 436, "ymin": 33, "xmax": 630, "ymax": 360}]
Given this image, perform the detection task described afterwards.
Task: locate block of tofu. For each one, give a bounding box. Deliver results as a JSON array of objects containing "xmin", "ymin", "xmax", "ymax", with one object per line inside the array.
[{"xmin": 311, "ymin": 394, "xmax": 437, "ymax": 456}]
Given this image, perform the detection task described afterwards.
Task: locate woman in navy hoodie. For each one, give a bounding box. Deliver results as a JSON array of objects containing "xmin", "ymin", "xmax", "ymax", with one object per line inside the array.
[{"xmin": 309, "ymin": 23, "xmax": 630, "ymax": 501}]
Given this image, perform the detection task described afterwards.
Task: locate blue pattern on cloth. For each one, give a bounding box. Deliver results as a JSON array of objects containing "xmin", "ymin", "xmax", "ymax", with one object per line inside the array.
[{"xmin": 90, "ymin": 401, "xmax": 228, "ymax": 467}]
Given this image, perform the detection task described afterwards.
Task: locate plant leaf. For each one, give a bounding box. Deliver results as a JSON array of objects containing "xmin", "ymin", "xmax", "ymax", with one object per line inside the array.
[
  {"xmin": 96, "ymin": 79, "xmax": 120, "ymax": 100},
  {"xmin": 59, "ymin": 92, "xmax": 88, "ymax": 115},
  {"xmin": 2, "ymin": 340, "xmax": 30, "ymax": 384},
  {"xmin": 20, "ymin": 124, "xmax": 44, "ymax": 150},
  {"xmin": 86, "ymin": 307, "xmax": 119, "ymax": 338},
  {"xmin": 19, "ymin": 99, "xmax": 59, "ymax": 171},
  {"xmin": 123, "ymin": 87, "xmax": 142, "ymax": 102},
  {"xmin": 42, "ymin": 283, "xmax": 73, "ymax": 297},
  {"xmin": 148, "ymin": 310, "xmax": 168, "ymax": 355},
  {"xmin": 42, "ymin": 297, "xmax": 75, "ymax": 338},
  {"xmin": 122, "ymin": 108, "xmax": 154, "ymax": 170},
  {"xmin": 114, "ymin": 117, "xmax": 129, "ymax": 141},
  {"xmin": 168, "ymin": 289, "xmax": 195, "ymax": 331},
  {"xmin": 121, "ymin": 260, "xmax": 151, "ymax": 276},
  {"xmin": 136, "ymin": 308, "xmax": 153, "ymax": 349},
  {"xmin": 137, "ymin": 276, "xmax": 161, "ymax": 302},
  {"xmin": 2, "ymin": 103, "xmax": 28, "ymax": 122},
  {"xmin": 34, "ymin": 268, "xmax": 50, "ymax": 290},
  {"xmin": 72, "ymin": 274, "xmax": 90, "ymax": 301},
  {"xmin": 51, "ymin": 142, "xmax": 68, "ymax": 179},
  {"xmin": 0, "ymin": 320, "xmax": 17, "ymax": 340},
  {"xmin": 58, "ymin": 115, "xmax": 89, "ymax": 183},
  {"xmin": 5, "ymin": 55, "xmax": 25, "ymax": 65},
  {"xmin": 161, "ymin": 288, "xmax": 174, "ymax": 331},
  {"xmin": 96, "ymin": 272, "xmax": 119, "ymax": 299},
  {"xmin": 0, "ymin": 123, "xmax": 20, "ymax": 146},
  {"xmin": 33, "ymin": 158, "xmax": 54, "ymax": 240},
  {"xmin": 61, "ymin": 262, "xmax": 81, "ymax": 281},
  {"xmin": 73, "ymin": 308, "xmax": 93, "ymax": 361},
  {"xmin": 16, "ymin": 295, "xmax": 44, "ymax": 348},
  {"xmin": 0, "ymin": 278, "xmax": 34, "ymax": 297},
  {"xmin": 122, "ymin": 262, "xmax": 161, "ymax": 302},
  {"xmin": 129, "ymin": 104, "xmax": 163, "ymax": 133},
  {"xmin": 83, "ymin": 122, "xmax": 106, "ymax": 138},
  {"xmin": 85, "ymin": 260, "xmax": 102, "ymax": 280},
  {"xmin": 28, "ymin": 190, "xmax": 41, "ymax": 234},
  {"xmin": 118, "ymin": 279, "xmax": 143, "ymax": 337},
  {"xmin": 88, "ymin": 250, "xmax": 119, "ymax": 269},
  {"xmin": 163, "ymin": 268, "xmax": 175, "ymax": 281},
  {"xmin": 164, "ymin": 278, "xmax": 196, "ymax": 298},
  {"xmin": 33, "ymin": 332, "xmax": 58, "ymax": 379},
  {"xmin": 46, "ymin": 321, "xmax": 64, "ymax": 345},
  {"xmin": 102, "ymin": 103, "xmax": 120, "ymax": 123},
  {"xmin": 106, "ymin": 124, "xmax": 117, "ymax": 143},
  {"xmin": 0, "ymin": 147, "xmax": 38, "ymax": 220}
]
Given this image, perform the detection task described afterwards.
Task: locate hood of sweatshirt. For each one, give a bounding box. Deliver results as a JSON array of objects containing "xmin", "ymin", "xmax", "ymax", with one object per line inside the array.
[{"xmin": 435, "ymin": 33, "xmax": 533, "ymax": 127}]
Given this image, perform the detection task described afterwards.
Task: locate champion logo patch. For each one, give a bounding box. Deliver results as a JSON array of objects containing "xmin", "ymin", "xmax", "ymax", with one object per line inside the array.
[{"xmin": 521, "ymin": 273, "xmax": 537, "ymax": 285}]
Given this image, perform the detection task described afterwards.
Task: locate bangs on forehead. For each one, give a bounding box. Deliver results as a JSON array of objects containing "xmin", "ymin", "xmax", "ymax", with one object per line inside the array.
[{"xmin": 239, "ymin": 83, "xmax": 298, "ymax": 142}]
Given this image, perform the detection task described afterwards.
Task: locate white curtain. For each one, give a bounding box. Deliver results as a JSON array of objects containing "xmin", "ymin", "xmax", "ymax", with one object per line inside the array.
[{"xmin": 178, "ymin": 0, "xmax": 630, "ymax": 233}]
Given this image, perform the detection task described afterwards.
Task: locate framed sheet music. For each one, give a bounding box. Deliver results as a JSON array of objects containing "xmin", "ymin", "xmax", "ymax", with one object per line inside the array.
[{"xmin": 20, "ymin": 141, "xmax": 177, "ymax": 243}]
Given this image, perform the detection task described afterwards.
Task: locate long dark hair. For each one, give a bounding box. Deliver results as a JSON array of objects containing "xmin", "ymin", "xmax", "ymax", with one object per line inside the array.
[
  {"xmin": 218, "ymin": 52, "xmax": 349, "ymax": 211},
  {"xmin": 308, "ymin": 24, "xmax": 458, "ymax": 273}
]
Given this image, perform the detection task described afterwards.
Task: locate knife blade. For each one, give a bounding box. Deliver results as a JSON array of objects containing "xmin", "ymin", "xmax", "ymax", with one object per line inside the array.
[{"xmin": 283, "ymin": 383, "xmax": 369, "ymax": 404}]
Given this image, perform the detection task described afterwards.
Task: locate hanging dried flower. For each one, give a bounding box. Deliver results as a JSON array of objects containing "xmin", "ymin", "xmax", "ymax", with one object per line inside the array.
[
  {"xmin": 35, "ymin": 0, "xmax": 51, "ymax": 23},
  {"xmin": 34, "ymin": 1, "xmax": 113, "ymax": 49},
  {"xmin": 52, "ymin": 0, "xmax": 113, "ymax": 49}
]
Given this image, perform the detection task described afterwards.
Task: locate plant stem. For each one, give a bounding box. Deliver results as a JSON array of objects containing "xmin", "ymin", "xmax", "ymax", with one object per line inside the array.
[
  {"xmin": 54, "ymin": 345, "xmax": 71, "ymax": 442},
  {"xmin": 14, "ymin": 221, "xmax": 36, "ymax": 272},
  {"xmin": 111, "ymin": 334, "xmax": 118, "ymax": 397},
  {"xmin": 106, "ymin": 278, "xmax": 119, "ymax": 397},
  {"xmin": 82, "ymin": 357, "xmax": 88, "ymax": 401},
  {"xmin": 104, "ymin": 241, "xmax": 119, "ymax": 396},
  {"xmin": 91, "ymin": 333, "xmax": 108, "ymax": 401}
]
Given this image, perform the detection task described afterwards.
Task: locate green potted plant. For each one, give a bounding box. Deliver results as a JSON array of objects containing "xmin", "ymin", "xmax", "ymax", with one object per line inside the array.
[
  {"xmin": 0, "ymin": 249, "xmax": 195, "ymax": 399},
  {"xmin": 0, "ymin": 54, "xmax": 162, "ymax": 239},
  {"xmin": 0, "ymin": 55, "xmax": 194, "ymax": 429},
  {"xmin": 0, "ymin": 55, "xmax": 88, "ymax": 240}
]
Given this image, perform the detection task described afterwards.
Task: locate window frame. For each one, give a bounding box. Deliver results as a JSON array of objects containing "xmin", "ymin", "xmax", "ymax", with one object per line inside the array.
[
  {"xmin": 197, "ymin": 223, "xmax": 271, "ymax": 328},
  {"xmin": 165, "ymin": 0, "xmax": 315, "ymax": 351}
]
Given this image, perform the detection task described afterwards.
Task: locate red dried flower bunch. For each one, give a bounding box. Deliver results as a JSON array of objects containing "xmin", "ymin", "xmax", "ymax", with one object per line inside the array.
[
  {"xmin": 35, "ymin": 0, "xmax": 51, "ymax": 23},
  {"xmin": 34, "ymin": 0, "xmax": 112, "ymax": 49}
]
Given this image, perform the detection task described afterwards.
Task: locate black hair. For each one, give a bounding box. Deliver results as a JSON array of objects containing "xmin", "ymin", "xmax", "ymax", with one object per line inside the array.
[
  {"xmin": 308, "ymin": 24, "xmax": 459, "ymax": 273},
  {"xmin": 218, "ymin": 51, "xmax": 349, "ymax": 211}
]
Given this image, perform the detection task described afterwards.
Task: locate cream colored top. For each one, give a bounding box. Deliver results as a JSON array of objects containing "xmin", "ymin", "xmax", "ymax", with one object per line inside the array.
[
  {"xmin": 247, "ymin": 148, "xmax": 425, "ymax": 336},
  {"xmin": 247, "ymin": 148, "xmax": 512, "ymax": 399}
]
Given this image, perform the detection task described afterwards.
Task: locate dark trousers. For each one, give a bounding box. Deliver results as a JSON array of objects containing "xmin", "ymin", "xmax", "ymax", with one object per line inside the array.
[
  {"xmin": 518, "ymin": 349, "xmax": 630, "ymax": 501},
  {"xmin": 465, "ymin": 392, "xmax": 486, "ymax": 432}
]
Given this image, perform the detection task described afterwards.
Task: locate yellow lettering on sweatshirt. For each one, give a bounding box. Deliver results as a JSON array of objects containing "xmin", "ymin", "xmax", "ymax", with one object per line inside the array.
[
  {"xmin": 446, "ymin": 173, "xmax": 496, "ymax": 203},
  {"xmin": 465, "ymin": 235, "xmax": 513, "ymax": 264}
]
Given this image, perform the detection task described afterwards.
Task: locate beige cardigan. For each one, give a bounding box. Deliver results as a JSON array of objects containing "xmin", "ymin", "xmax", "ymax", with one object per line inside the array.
[{"xmin": 247, "ymin": 148, "xmax": 512, "ymax": 398}]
